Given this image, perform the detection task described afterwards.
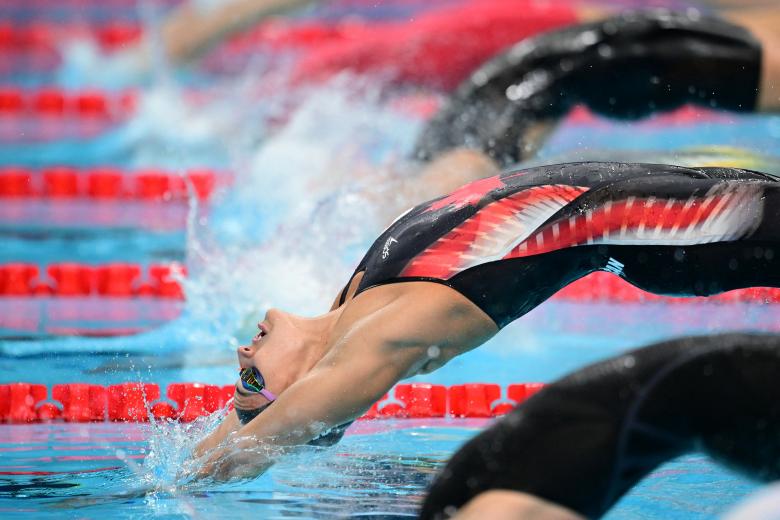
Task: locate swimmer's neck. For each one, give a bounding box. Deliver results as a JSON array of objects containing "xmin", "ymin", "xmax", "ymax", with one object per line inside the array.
[{"xmin": 286, "ymin": 308, "xmax": 344, "ymax": 380}]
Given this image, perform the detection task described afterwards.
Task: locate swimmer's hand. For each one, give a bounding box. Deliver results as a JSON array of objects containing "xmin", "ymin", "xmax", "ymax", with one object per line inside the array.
[
  {"xmin": 193, "ymin": 436, "xmax": 280, "ymax": 482},
  {"xmin": 189, "ymin": 355, "xmax": 406, "ymax": 482}
]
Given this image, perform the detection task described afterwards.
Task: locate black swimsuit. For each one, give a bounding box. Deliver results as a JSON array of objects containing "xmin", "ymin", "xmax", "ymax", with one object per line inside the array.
[
  {"xmin": 413, "ymin": 9, "xmax": 762, "ymax": 166},
  {"xmin": 341, "ymin": 162, "xmax": 780, "ymax": 327},
  {"xmin": 420, "ymin": 333, "xmax": 780, "ymax": 519}
]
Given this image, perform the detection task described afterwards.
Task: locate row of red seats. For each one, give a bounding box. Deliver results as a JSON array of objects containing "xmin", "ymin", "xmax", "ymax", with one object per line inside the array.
[
  {"xmin": 0, "ymin": 262, "xmax": 185, "ymax": 298},
  {"xmin": 0, "ymin": 88, "xmax": 135, "ymax": 118},
  {"xmin": 556, "ymin": 272, "xmax": 780, "ymax": 304},
  {"xmin": 0, "ymin": 381, "xmax": 545, "ymax": 423},
  {"xmin": 0, "ymin": 166, "xmax": 217, "ymax": 200}
]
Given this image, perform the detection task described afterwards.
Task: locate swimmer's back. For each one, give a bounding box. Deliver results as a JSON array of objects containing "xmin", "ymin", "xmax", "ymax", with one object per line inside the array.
[{"xmin": 338, "ymin": 162, "xmax": 778, "ymax": 327}]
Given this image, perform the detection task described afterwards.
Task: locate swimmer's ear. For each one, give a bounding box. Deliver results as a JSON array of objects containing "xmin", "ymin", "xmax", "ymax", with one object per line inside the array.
[{"xmin": 414, "ymin": 9, "xmax": 761, "ymax": 167}]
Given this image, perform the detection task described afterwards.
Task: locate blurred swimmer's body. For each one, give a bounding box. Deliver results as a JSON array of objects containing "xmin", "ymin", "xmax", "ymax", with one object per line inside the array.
[
  {"xmin": 421, "ymin": 333, "xmax": 780, "ymax": 519},
  {"xmin": 191, "ymin": 161, "xmax": 780, "ymax": 481},
  {"xmin": 415, "ymin": 8, "xmax": 780, "ymax": 167},
  {"xmin": 142, "ymin": 1, "xmax": 779, "ymax": 103},
  {"xmin": 119, "ymin": 6, "xmax": 780, "ymax": 227},
  {"xmin": 123, "ymin": 0, "xmax": 595, "ymax": 87},
  {"xmin": 367, "ymin": 7, "xmax": 780, "ymax": 222}
]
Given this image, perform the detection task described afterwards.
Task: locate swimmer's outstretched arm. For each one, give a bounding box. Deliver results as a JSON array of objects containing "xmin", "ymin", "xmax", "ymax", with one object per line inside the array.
[
  {"xmin": 195, "ymin": 343, "xmax": 419, "ymax": 479},
  {"xmin": 191, "ymin": 408, "xmax": 242, "ymax": 459},
  {"xmin": 159, "ymin": 0, "xmax": 317, "ymax": 63},
  {"xmin": 193, "ymin": 287, "xmax": 495, "ymax": 482},
  {"xmin": 111, "ymin": 0, "xmax": 316, "ymax": 78},
  {"xmin": 192, "ymin": 300, "xmax": 422, "ymax": 479}
]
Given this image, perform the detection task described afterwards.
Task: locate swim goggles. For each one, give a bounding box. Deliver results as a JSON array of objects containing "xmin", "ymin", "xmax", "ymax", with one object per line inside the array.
[{"xmin": 238, "ymin": 366, "xmax": 277, "ymax": 402}]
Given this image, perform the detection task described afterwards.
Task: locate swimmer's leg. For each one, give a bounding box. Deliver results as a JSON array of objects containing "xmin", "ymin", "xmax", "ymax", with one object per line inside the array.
[
  {"xmin": 414, "ymin": 9, "xmax": 762, "ymax": 165},
  {"xmin": 605, "ymin": 240, "xmax": 780, "ymax": 298},
  {"xmin": 597, "ymin": 182, "xmax": 780, "ymax": 297},
  {"xmin": 419, "ymin": 333, "xmax": 780, "ymax": 519}
]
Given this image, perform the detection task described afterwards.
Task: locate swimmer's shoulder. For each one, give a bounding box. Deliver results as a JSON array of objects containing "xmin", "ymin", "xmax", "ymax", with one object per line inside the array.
[{"xmin": 334, "ymin": 280, "xmax": 498, "ymax": 352}]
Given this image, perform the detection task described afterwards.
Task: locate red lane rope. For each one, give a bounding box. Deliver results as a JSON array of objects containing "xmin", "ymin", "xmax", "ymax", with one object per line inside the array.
[
  {"xmin": 0, "ymin": 467, "xmax": 122, "ymax": 475},
  {"xmin": 557, "ymin": 272, "xmax": 780, "ymax": 304},
  {"xmin": 0, "ymin": 262, "xmax": 185, "ymax": 298},
  {"xmin": 0, "ymin": 88, "xmax": 135, "ymax": 119},
  {"xmin": 0, "ymin": 382, "xmax": 546, "ymax": 423},
  {"xmin": 0, "ymin": 166, "xmax": 220, "ymax": 200},
  {"xmin": 1, "ymin": 263, "xmax": 778, "ymax": 303}
]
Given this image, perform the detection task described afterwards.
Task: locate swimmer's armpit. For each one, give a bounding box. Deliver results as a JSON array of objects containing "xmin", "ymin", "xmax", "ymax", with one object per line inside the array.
[{"xmin": 414, "ymin": 9, "xmax": 763, "ymax": 166}]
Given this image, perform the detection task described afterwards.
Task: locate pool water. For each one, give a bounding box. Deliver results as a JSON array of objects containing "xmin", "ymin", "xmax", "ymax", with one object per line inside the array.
[
  {"xmin": 0, "ymin": 420, "xmax": 758, "ymax": 519},
  {"xmin": 0, "ymin": 299, "xmax": 772, "ymax": 518},
  {"xmin": 2, "ymin": 1, "xmax": 780, "ymax": 518}
]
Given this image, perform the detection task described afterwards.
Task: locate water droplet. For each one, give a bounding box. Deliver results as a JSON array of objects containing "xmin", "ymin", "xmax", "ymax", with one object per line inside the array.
[
  {"xmin": 686, "ymin": 8, "xmax": 702, "ymax": 20},
  {"xmin": 579, "ymin": 30, "xmax": 599, "ymax": 46}
]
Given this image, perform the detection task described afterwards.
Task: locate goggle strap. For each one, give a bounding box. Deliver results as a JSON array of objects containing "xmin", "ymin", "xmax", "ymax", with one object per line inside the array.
[{"xmin": 259, "ymin": 388, "xmax": 277, "ymax": 402}]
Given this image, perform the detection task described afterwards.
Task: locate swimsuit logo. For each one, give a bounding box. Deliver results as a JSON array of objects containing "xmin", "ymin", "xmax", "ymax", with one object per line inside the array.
[
  {"xmin": 605, "ymin": 257, "xmax": 625, "ymax": 276},
  {"xmin": 382, "ymin": 237, "xmax": 398, "ymax": 260}
]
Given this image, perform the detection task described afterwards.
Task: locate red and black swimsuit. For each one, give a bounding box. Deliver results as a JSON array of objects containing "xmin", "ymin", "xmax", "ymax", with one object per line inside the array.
[{"xmin": 343, "ymin": 162, "xmax": 780, "ymax": 327}]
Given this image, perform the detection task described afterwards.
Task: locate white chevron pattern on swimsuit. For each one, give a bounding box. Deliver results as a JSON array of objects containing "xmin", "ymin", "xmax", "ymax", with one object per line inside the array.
[
  {"xmin": 500, "ymin": 182, "xmax": 767, "ymax": 260},
  {"xmin": 588, "ymin": 183, "xmax": 764, "ymax": 247},
  {"xmin": 455, "ymin": 185, "xmax": 586, "ymax": 271}
]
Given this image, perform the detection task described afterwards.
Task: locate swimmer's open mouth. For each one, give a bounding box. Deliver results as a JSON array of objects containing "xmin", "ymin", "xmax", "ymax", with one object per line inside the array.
[{"xmin": 252, "ymin": 323, "xmax": 268, "ymax": 342}]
